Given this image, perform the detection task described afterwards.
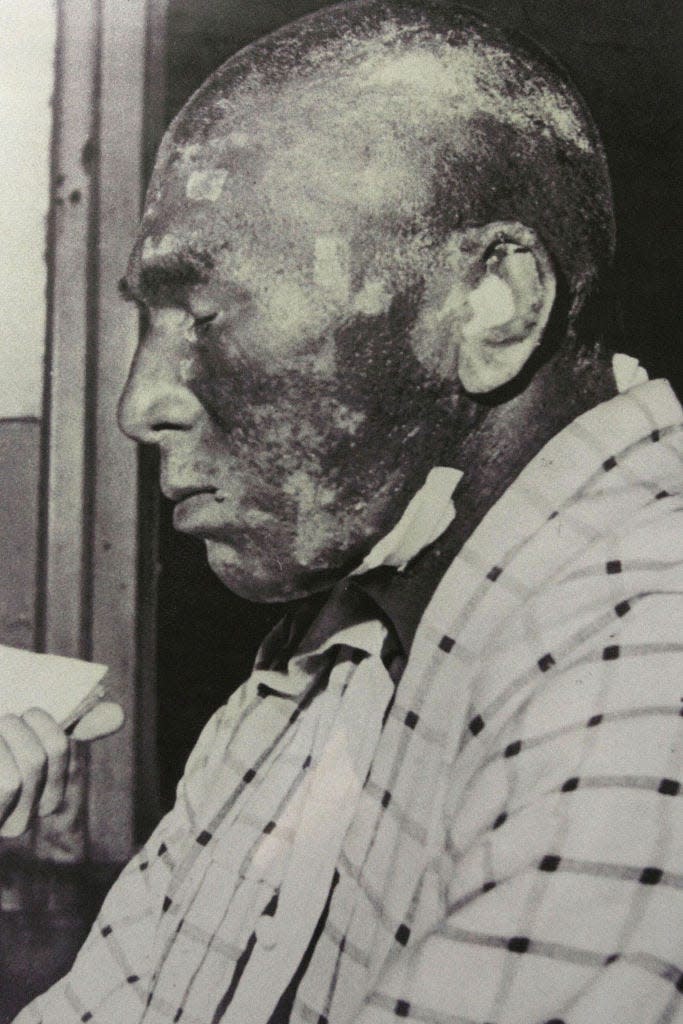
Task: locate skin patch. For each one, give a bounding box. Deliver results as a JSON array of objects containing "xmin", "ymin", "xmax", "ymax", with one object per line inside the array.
[
  {"xmin": 464, "ymin": 275, "xmax": 516, "ymax": 335},
  {"xmin": 142, "ymin": 233, "xmax": 182, "ymax": 259},
  {"xmin": 353, "ymin": 277, "xmax": 393, "ymax": 317},
  {"xmin": 313, "ymin": 236, "xmax": 351, "ymax": 305},
  {"xmin": 330, "ymin": 403, "xmax": 366, "ymax": 435},
  {"xmin": 186, "ymin": 169, "xmax": 228, "ymax": 202},
  {"xmin": 227, "ymin": 130, "xmax": 251, "ymax": 148},
  {"xmin": 283, "ymin": 470, "xmax": 340, "ymax": 566}
]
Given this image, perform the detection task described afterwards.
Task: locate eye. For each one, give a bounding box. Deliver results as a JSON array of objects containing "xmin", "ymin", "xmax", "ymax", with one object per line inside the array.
[{"xmin": 193, "ymin": 312, "xmax": 218, "ymax": 328}]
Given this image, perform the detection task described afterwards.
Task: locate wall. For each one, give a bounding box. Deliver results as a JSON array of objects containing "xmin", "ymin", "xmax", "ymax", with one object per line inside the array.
[{"xmin": 0, "ymin": 0, "xmax": 57, "ymax": 650}]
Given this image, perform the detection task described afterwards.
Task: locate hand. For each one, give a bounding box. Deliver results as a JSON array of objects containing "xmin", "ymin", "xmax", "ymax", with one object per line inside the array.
[{"xmin": 0, "ymin": 702, "xmax": 123, "ymax": 838}]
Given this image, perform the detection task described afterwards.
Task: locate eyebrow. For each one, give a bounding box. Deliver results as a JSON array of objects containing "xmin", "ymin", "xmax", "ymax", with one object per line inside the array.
[{"xmin": 119, "ymin": 249, "xmax": 215, "ymax": 307}]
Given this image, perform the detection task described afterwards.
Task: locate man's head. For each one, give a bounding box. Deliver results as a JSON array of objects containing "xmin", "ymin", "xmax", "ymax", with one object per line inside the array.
[{"xmin": 119, "ymin": 0, "xmax": 616, "ymax": 601}]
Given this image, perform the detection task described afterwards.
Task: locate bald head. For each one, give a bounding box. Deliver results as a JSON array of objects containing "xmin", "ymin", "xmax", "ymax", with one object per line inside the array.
[{"xmin": 132, "ymin": 0, "xmax": 614, "ymax": 341}]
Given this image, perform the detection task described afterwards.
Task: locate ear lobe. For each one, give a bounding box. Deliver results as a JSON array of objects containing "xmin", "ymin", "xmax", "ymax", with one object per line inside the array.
[{"xmin": 457, "ymin": 223, "xmax": 556, "ymax": 394}]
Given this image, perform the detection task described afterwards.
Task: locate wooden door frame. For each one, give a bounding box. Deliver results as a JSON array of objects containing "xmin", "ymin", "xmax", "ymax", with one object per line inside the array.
[{"xmin": 40, "ymin": 0, "xmax": 168, "ymax": 862}]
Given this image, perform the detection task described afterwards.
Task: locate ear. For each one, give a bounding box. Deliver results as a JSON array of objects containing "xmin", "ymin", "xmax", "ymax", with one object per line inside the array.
[{"xmin": 453, "ymin": 222, "xmax": 556, "ymax": 394}]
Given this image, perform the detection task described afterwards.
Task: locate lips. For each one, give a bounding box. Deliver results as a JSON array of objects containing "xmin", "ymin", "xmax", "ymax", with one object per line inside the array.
[{"xmin": 162, "ymin": 484, "xmax": 217, "ymax": 502}]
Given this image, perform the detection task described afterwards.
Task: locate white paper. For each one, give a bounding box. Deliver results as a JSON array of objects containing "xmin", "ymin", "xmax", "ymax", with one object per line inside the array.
[{"xmin": 0, "ymin": 644, "xmax": 109, "ymax": 729}]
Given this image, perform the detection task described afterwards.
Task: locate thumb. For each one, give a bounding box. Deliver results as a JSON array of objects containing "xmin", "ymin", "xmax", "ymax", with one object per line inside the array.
[{"xmin": 71, "ymin": 701, "xmax": 125, "ymax": 741}]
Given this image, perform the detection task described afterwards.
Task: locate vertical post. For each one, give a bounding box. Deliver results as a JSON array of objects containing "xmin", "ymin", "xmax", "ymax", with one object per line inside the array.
[
  {"xmin": 41, "ymin": 0, "xmax": 98, "ymax": 664},
  {"xmin": 41, "ymin": 0, "xmax": 168, "ymax": 864},
  {"xmin": 87, "ymin": 0, "xmax": 160, "ymax": 863},
  {"xmin": 37, "ymin": 0, "xmax": 101, "ymax": 864}
]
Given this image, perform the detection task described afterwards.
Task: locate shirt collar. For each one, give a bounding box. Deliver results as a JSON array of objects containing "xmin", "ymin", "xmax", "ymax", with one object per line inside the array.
[
  {"xmin": 260, "ymin": 470, "xmax": 463, "ymax": 668},
  {"xmin": 264, "ymin": 356, "xmax": 669, "ymax": 668}
]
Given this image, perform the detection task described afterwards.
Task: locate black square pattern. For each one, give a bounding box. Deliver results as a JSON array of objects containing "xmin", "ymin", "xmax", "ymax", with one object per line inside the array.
[
  {"xmin": 395, "ymin": 923, "xmax": 411, "ymax": 946},
  {"xmin": 469, "ymin": 715, "xmax": 485, "ymax": 736},
  {"xmin": 603, "ymin": 455, "xmax": 617, "ymax": 472},
  {"xmin": 487, "ymin": 565, "xmax": 503, "ymax": 582},
  {"xmin": 504, "ymin": 740, "xmax": 522, "ymax": 758},
  {"xmin": 395, "ymin": 1001, "xmax": 411, "ymax": 1018},
  {"xmin": 615, "ymin": 600, "xmax": 630, "ymax": 618},
  {"xmin": 196, "ymin": 830, "xmax": 212, "ymax": 846},
  {"xmin": 603, "ymin": 645, "xmax": 620, "ymax": 660},
  {"xmin": 606, "ymin": 560, "xmax": 622, "ymax": 574},
  {"xmin": 539, "ymin": 854, "xmax": 561, "ymax": 872},
  {"xmin": 639, "ymin": 867, "xmax": 663, "ymax": 885},
  {"xmin": 404, "ymin": 711, "xmax": 419, "ymax": 730},
  {"xmin": 538, "ymin": 653, "xmax": 555, "ymax": 672},
  {"xmin": 659, "ymin": 778, "xmax": 680, "ymax": 796},
  {"xmin": 562, "ymin": 777, "xmax": 579, "ymax": 792},
  {"xmin": 439, "ymin": 634, "xmax": 455, "ymax": 653},
  {"xmin": 508, "ymin": 936, "xmax": 530, "ymax": 953}
]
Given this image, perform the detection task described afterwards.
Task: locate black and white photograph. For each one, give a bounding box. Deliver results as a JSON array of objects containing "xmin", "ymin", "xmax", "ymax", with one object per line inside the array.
[{"xmin": 0, "ymin": 1, "xmax": 681, "ymax": 1021}]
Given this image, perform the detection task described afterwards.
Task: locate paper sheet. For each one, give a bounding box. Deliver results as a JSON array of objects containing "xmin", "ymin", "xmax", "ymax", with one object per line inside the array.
[{"xmin": 0, "ymin": 644, "xmax": 109, "ymax": 729}]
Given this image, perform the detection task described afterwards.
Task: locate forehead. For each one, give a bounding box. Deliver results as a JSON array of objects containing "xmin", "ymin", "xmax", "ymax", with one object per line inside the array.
[{"xmin": 131, "ymin": 40, "xmax": 465, "ymax": 285}]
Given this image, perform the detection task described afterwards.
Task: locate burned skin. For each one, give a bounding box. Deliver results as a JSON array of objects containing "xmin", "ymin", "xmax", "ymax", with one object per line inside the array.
[
  {"xmin": 120, "ymin": 16, "xmax": 614, "ymax": 602},
  {"xmin": 125, "ymin": 235, "xmax": 461, "ymax": 600}
]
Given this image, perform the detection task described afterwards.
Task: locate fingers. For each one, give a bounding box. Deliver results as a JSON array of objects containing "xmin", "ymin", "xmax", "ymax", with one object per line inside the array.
[
  {"xmin": 71, "ymin": 701, "xmax": 124, "ymax": 741},
  {"xmin": 0, "ymin": 733, "xmax": 22, "ymax": 828},
  {"xmin": 0, "ymin": 710, "xmax": 69, "ymax": 838},
  {"xmin": 22, "ymin": 707, "xmax": 69, "ymax": 816}
]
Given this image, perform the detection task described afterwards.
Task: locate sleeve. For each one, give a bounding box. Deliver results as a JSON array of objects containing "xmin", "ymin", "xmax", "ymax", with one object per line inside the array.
[
  {"xmin": 353, "ymin": 567, "xmax": 683, "ymax": 1022},
  {"xmin": 13, "ymin": 703, "xmax": 231, "ymax": 1024}
]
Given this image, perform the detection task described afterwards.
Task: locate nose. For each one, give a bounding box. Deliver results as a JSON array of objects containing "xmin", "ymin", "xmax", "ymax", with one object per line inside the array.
[{"xmin": 118, "ymin": 314, "xmax": 203, "ymax": 445}]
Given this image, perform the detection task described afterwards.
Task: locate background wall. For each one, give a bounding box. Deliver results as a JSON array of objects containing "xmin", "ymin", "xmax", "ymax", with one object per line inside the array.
[
  {"xmin": 154, "ymin": 0, "xmax": 682, "ymax": 807},
  {"xmin": 0, "ymin": 0, "xmax": 57, "ymax": 651}
]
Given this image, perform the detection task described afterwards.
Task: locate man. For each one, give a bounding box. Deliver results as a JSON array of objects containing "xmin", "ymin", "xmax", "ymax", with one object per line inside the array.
[{"xmin": 15, "ymin": 1, "xmax": 683, "ymax": 1021}]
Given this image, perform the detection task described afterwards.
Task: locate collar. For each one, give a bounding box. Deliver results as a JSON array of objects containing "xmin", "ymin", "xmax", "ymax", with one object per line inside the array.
[
  {"xmin": 355, "ymin": 353, "xmax": 658, "ymax": 653},
  {"xmin": 259, "ymin": 471, "xmax": 462, "ymax": 669},
  {"xmin": 263, "ymin": 355, "xmax": 666, "ymax": 668}
]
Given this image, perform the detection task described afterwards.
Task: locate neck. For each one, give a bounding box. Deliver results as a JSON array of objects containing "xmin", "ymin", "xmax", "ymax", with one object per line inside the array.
[{"xmin": 439, "ymin": 344, "xmax": 617, "ymax": 557}]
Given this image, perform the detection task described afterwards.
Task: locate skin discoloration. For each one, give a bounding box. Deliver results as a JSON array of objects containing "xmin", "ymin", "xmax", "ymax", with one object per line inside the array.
[
  {"xmin": 118, "ymin": 1, "xmax": 616, "ymax": 601},
  {"xmin": 313, "ymin": 236, "xmax": 352, "ymax": 306},
  {"xmin": 186, "ymin": 169, "xmax": 228, "ymax": 202}
]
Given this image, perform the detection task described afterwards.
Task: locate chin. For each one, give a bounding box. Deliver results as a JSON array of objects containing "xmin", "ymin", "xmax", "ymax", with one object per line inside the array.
[{"xmin": 204, "ymin": 541, "xmax": 346, "ymax": 604}]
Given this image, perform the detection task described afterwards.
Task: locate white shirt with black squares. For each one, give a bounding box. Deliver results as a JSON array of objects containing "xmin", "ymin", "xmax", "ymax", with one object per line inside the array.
[{"xmin": 17, "ymin": 376, "xmax": 683, "ymax": 1024}]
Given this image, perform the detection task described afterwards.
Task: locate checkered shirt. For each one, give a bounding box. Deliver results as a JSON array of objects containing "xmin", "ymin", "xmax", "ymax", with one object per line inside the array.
[{"xmin": 16, "ymin": 378, "xmax": 683, "ymax": 1024}]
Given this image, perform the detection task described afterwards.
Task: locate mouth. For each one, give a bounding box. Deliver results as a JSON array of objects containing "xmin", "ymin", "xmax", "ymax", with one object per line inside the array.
[{"xmin": 162, "ymin": 484, "xmax": 218, "ymax": 503}]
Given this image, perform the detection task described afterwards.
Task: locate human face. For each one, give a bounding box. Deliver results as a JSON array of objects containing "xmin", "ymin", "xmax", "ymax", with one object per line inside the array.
[{"xmin": 118, "ymin": 217, "xmax": 453, "ymax": 603}]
